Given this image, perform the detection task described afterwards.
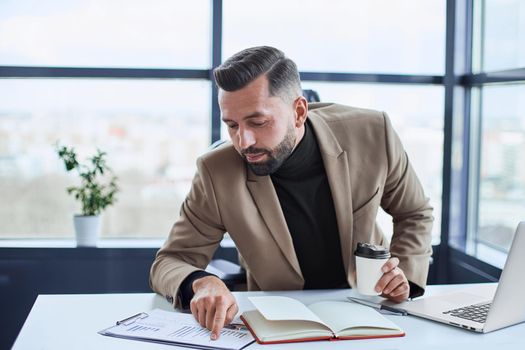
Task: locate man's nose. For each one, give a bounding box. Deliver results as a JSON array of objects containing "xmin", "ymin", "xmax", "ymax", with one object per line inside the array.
[{"xmin": 238, "ymin": 128, "xmax": 255, "ymax": 150}]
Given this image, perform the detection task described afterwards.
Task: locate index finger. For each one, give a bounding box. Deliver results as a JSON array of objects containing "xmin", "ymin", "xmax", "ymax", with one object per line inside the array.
[
  {"xmin": 381, "ymin": 257, "xmax": 399, "ymax": 273},
  {"xmin": 210, "ymin": 299, "xmax": 228, "ymax": 340}
]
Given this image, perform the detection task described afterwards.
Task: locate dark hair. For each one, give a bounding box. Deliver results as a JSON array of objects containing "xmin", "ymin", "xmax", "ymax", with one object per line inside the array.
[{"xmin": 213, "ymin": 46, "xmax": 301, "ymax": 102}]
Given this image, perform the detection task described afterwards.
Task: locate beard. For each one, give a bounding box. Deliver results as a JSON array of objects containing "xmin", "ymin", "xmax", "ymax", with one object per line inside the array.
[{"xmin": 241, "ymin": 125, "xmax": 296, "ymax": 176}]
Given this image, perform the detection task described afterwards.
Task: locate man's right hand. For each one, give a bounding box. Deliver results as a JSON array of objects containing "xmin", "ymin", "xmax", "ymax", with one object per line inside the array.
[{"xmin": 190, "ymin": 276, "xmax": 238, "ymax": 340}]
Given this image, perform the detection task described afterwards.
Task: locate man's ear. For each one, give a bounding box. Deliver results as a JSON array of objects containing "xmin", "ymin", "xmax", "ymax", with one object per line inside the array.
[{"xmin": 293, "ymin": 96, "xmax": 308, "ymax": 127}]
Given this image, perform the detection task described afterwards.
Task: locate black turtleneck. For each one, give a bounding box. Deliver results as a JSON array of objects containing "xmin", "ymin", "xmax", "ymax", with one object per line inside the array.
[{"xmin": 270, "ymin": 121, "xmax": 348, "ymax": 289}]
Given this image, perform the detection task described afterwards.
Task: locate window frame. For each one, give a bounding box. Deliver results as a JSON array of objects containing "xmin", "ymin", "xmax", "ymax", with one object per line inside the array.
[
  {"xmin": 444, "ymin": 0, "xmax": 525, "ymax": 282},
  {"xmin": 0, "ymin": 0, "xmax": 444, "ymax": 246},
  {"xmin": 1, "ymin": 0, "xmax": 522, "ymax": 282}
]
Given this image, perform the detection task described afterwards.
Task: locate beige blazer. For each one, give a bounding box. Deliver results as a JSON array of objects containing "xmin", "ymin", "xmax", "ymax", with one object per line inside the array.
[{"xmin": 150, "ymin": 103, "xmax": 433, "ymax": 305}]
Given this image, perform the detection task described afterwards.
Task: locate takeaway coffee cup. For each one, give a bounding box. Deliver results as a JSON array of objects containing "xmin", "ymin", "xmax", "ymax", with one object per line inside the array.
[{"xmin": 354, "ymin": 243, "xmax": 391, "ymax": 295}]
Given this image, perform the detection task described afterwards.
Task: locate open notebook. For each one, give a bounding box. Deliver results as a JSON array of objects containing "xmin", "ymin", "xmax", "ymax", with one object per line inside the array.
[{"xmin": 240, "ymin": 296, "xmax": 404, "ymax": 344}]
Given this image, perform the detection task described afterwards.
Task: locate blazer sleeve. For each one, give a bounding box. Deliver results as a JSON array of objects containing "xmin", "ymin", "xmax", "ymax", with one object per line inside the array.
[
  {"xmin": 149, "ymin": 156, "xmax": 226, "ymax": 308},
  {"xmin": 380, "ymin": 112, "xmax": 434, "ymax": 292}
]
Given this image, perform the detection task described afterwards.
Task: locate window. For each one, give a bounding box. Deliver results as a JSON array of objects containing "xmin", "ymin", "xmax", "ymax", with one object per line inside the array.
[
  {"xmin": 468, "ymin": 84, "xmax": 525, "ymax": 267},
  {"xmin": 1, "ymin": 1, "xmax": 447, "ymax": 245},
  {"xmin": 223, "ymin": 0, "xmax": 445, "ymax": 75},
  {"xmin": 302, "ymin": 83, "xmax": 444, "ymax": 244},
  {"xmin": 480, "ymin": 0, "xmax": 525, "ymax": 72},
  {"xmin": 220, "ymin": 83, "xmax": 443, "ymax": 243},
  {"xmin": 461, "ymin": 0, "xmax": 525, "ymax": 268},
  {"xmin": 222, "ymin": 0, "xmax": 445, "ymax": 248},
  {"xmin": 0, "ymin": 0, "xmax": 211, "ymax": 68},
  {"xmin": 0, "ymin": 79, "xmax": 210, "ymax": 238}
]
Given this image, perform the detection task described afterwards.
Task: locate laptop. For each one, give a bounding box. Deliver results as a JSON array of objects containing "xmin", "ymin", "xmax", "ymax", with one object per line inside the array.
[{"xmin": 392, "ymin": 221, "xmax": 525, "ymax": 333}]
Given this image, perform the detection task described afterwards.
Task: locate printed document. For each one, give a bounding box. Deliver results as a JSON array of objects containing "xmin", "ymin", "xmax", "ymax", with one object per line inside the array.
[{"xmin": 99, "ymin": 308, "xmax": 254, "ymax": 350}]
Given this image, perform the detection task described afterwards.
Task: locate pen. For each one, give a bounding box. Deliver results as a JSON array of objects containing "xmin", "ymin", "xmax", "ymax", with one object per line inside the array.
[
  {"xmin": 347, "ymin": 297, "xmax": 408, "ymax": 316},
  {"xmin": 117, "ymin": 312, "xmax": 148, "ymax": 325},
  {"xmin": 380, "ymin": 304, "xmax": 408, "ymax": 316}
]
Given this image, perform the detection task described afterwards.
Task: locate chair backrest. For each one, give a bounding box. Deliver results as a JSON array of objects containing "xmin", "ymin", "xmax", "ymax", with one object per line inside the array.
[
  {"xmin": 302, "ymin": 89, "xmax": 321, "ymax": 102},
  {"xmin": 205, "ymin": 259, "xmax": 246, "ymax": 291}
]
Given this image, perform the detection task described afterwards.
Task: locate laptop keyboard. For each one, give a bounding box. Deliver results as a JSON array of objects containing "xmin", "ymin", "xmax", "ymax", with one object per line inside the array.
[{"xmin": 443, "ymin": 302, "xmax": 492, "ymax": 323}]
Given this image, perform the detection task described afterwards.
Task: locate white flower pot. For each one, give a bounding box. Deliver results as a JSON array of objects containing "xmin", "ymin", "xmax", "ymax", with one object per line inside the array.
[{"xmin": 73, "ymin": 215, "xmax": 101, "ymax": 247}]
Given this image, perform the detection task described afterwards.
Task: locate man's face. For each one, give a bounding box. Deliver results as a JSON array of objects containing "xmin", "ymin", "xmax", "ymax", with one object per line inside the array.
[{"xmin": 219, "ymin": 75, "xmax": 304, "ymax": 176}]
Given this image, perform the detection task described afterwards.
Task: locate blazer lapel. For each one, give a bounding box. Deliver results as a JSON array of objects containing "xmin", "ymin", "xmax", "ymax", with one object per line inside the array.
[
  {"xmin": 246, "ymin": 170, "xmax": 303, "ymax": 281},
  {"xmin": 309, "ymin": 116, "xmax": 357, "ymax": 288}
]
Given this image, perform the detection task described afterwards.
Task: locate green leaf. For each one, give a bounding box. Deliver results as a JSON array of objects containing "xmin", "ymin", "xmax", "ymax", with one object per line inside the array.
[{"xmin": 57, "ymin": 145, "xmax": 119, "ymax": 215}]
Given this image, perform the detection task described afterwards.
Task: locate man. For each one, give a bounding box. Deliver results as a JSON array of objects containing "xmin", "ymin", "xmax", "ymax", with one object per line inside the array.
[{"xmin": 150, "ymin": 46, "xmax": 433, "ymax": 340}]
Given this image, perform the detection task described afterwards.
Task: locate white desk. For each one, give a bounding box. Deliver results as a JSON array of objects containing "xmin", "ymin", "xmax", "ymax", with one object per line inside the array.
[{"xmin": 12, "ymin": 284, "xmax": 523, "ymax": 350}]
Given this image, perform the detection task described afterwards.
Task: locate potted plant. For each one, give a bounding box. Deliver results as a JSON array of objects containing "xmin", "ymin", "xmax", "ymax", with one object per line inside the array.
[{"xmin": 57, "ymin": 145, "xmax": 119, "ymax": 247}]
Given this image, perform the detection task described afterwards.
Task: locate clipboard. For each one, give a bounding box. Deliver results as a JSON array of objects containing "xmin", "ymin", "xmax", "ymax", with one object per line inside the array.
[{"xmin": 98, "ymin": 308, "xmax": 254, "ymax": 350}]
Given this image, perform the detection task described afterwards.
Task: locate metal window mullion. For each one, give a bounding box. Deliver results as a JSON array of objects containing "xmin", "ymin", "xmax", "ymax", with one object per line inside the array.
[
  {"xmin": 438, "ymin": 0, "xmax": 458, "ymax": 283},
  {"xmin": 299, "ymin": 72, "xmax": 442, "ymax": 85},
  {"xmin": 480, "ymin": 0, "xmax": 486, "ymax": 73},
  {"xmin": 0, "ymin": 66, "xmax": 209, "ymax": 79},
  {"xmin": 470, "ymin": 86, "xmax": 483, "ymax": 257},
  {"xmin": 458, "ymin": 0, "xmax": 475, "ymax": 251},
  {"xmin": 210, "ymin": 0, "xmax": 222, "ymax": 144}
]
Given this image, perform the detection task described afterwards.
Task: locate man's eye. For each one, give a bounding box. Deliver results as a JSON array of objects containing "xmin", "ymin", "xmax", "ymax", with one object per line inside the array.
[
  {"xmin": 227, "ymin": 124, "xmax": 238, "ymax": 129},
  {"xmin": 251, "ymin": 121, "xmax": 267, "ymax": 127}
]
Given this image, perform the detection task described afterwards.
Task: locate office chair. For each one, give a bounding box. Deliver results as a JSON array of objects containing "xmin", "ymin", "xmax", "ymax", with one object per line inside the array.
[
  {"xmin": 205, "ymin": 258, "xmax": 246, "ymax": 291},
  {"xmin": 302, "ymin": 89, "xmax": 321, "ymax": 103}
]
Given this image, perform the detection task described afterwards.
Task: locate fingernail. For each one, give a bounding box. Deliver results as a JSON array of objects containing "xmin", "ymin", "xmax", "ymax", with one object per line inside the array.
[
  {"xmin": 211, "ymin": 334, "xmax": 217, "ymax": 340},
  {"xmin": 382, "ymin": 266, "xmax": 388, "ymax": 273}
]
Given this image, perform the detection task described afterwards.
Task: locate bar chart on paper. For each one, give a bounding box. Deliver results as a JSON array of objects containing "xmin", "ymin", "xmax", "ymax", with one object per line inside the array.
[
  {"xmin": 99, "ymin": 308, "xmax": 255, "ymax": 350},
  {"xmin": 126, "ymin": 325, "xmax": 160, "ymax": 333},
  {"xmin": 168, "ymin": 325, "xmax": 252, "ymax": 339}
]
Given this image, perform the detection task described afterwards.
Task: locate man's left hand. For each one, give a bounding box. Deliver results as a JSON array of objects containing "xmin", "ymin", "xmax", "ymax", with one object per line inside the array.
[{"xmin": 375, "ymin": 257, "xmax": 410, "ymax": 303}]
